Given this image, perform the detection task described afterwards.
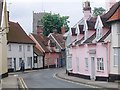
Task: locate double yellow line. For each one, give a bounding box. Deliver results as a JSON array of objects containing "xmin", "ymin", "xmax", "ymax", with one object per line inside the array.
[{"xmin": 18, "ymin": 77, "xmax": 28, "ymax": 90}]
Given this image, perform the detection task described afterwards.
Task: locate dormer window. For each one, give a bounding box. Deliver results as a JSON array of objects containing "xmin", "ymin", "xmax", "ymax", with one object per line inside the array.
[
  {"xmin": 76, "ymin": 24, "xmax": 80, "ymax": 41},
  {"xmin": 96, "ymin": 27, "xmax": 102, "ymax": 40},
  {"xmin": 95, "ymin": 15, "xmax": 103, "ymax": 41},
  {"xmin": 83, "ymin": 20, "xmax": 88, "ymax": 40}
]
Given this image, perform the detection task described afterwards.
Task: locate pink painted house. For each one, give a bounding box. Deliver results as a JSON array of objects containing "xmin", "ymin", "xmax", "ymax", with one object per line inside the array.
[
  {"xmin": 29, "ymin": 34, "xmax": 60, "ymax": 68},
  {"xmin": 66, "ymin": 0, "xmax": 118, "ymax": 82}
]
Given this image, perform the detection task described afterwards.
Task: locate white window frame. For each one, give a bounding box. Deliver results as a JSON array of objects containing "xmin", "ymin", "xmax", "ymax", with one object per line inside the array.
[
  {"xmin": 8, "ymin": 58, "xmax": 12, "ymax": 68},
  {"xmin": 116, "ymin": 23, "xmax": 120, "ymax": 34},
  {"xmin": 27, "ymin": 57, "xmax": 32, "ymax": 67},
  {"xmin": 96, "ymin": 27, "xmax": 102, "ymax": 41},
  {"xmin": 67, "ymin": 54, "xmax": 72, "ymax": 70},
  {"xmin": 19, "ymin": 45, "xmax": 22, "ymax": 52},
  {"xmin": 114, "ymin": 48, "xmax": 118, "ymax": 67},
  {"xmin": 95, "ymin": 16, "xmax": 103, "ymax": 41},
  {"xmin": 27, "ymin": 45, "xmax": 31, "ymax": 51},
  {"xmin": 8, "ymin": 44, "xmax": 11, "ymax": 51},
  {"xmin": 19, "ymin": 58, "xmax": 22, "ymax": 67},
  {"xmin": 76, "ymin": 57, "xmax": 80, "ymax": 72},
  {"xmin": 84, "ymin": 30, "xmax": 88, "ymax": 40},
  {"xmin": 85, "ymin": 58, "xmax": 89, "ymax": 70},
  {"xmin": 97, "ymin": 58, "xmax": 104, "ymax": 71}
]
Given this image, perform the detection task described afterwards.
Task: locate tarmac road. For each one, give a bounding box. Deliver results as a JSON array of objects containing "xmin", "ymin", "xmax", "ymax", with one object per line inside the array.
[{"xmin": 19, "ymin": 68, "xmax": 97, "ymax": 89}]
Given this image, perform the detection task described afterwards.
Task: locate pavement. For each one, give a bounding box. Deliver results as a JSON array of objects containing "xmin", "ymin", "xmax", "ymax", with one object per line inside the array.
[
  {"xmin": 0, "ymin": 70, "xmax": 38, "ymax": 89},
  {"xmin": 1, "ymin": 74, "xmax": 19, "ymax": 89},
  {"xmin": 56, "ymin": 69, "xmax": 120, "ymax": 90},
  {"xmin": 0, "ymin": 69, "xmax": 120, "ymax": 89}
]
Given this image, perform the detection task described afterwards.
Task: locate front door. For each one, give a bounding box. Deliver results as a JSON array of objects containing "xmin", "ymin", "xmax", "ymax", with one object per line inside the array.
[
  {"xmin": 91, "ymin": 57, "xmax": 95, "ymax": 80},
  {"xmin": 14, "ymin": 58, "xmax": 16, "ymax": 71}
]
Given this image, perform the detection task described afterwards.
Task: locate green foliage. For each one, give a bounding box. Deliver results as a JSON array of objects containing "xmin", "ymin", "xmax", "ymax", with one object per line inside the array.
[
  {"xmin": 41, "ymin": 13, "xmax": 69, "ymax": 36},
  {"xmin": 93, "ymin": 7, "xmax": 106, "ymax": 17}
]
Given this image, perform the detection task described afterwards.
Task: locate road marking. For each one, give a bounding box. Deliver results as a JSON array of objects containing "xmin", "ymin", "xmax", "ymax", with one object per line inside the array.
[
  {"xmin": 18, "ymin": 77, "xmax": 28, "ymax": 90},
  {"xmin": 18, "ymin": 77, "xmax": 24, "ymax": 89},
  {"xmin": 53, "ymin": 73, "xmax": 100, "ymax": 88},
  {"xmin": 21, "ymin": 77, "xmax": 28, "ymax": 89}
]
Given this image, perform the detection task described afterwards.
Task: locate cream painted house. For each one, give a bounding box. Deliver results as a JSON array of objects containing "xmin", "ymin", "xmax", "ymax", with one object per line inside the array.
[{"xmin": 0, "ymin": 0, "xmax": 9, "ymax": 78}]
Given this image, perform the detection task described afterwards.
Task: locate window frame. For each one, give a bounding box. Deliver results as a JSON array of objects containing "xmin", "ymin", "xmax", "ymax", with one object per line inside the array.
[
  {"xmin": 113, "ymin": 48, "xmax": 119, "ymax": 67},
  {"xmin": 7, "ymin": 58, "xmax": 12, "ymax": 68},
  {"xmin": 85, "ymin": 58, "xmax": 89, "ymax": 70},
  {"xmin": 27, "ymin": 57, "xmax": 32, "ymax": 67},
  {"xmin": 19, "ymin": 58, "xmax": 22, "ymax": 67},
  {"xmin": 97, "ymin": 58, "xmax": 104, "ymax": 71},
  {"xmin": 27, "ymin": 45, "xmax": 31, "ymax": 51},
  {"xmin": 8, "ymin": 44, "xmax": 11, "ymax": 51},
  {"xmin": 96, "ymin": 27, "xmax": 102, "ymax": 41},
  {"xmin": 19, "ymin": 45, "xmax": 22, "ymax": 52}
]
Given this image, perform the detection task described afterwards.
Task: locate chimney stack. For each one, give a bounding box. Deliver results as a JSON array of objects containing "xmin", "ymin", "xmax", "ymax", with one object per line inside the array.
[
  {"xmin": 83, "ymin": 0, "xmax": 91, "ymax": 20},
  {"xmin": 61, "ymin": 26, "xmax": 66, "ymax": 34},
  {"xmin": 53, "ymin": 29, "xmax": 57, "ymax": 34}
]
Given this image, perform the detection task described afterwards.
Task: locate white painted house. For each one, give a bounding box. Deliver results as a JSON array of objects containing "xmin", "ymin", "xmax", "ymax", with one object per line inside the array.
[
  {"xmin": 107, "ymin": 1, "xmax": 120, "ymax": 82},
  {"xmin": 7, "ymin": 21, "xmax": 35, "ymax": 72},
  {"xmin": 33, "ymin": 46, "xmax": 44, "ymax": 69}
]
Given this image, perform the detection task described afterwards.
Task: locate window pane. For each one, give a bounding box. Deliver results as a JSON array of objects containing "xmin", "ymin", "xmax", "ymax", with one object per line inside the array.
[
  {"xmin": 114, "ymin": 48, "xmax": 118, "ymax": 66},
  {"xmin": 8, "ymin": 58, "xmax": 12, "ymax": 68},
  {"xmin": 19, "ymin": 45, "xmax": 22, "ymax": 52},
  {"xmin": 85, "ymin": 58, "xmax": 88, "ymax": 69},
  {"xmin": 27, "ymin": 45, "xmax": 31, "ymax": 51},
  {"xmin": 97, "ymin": 58, "xmax": 104, "ymax": 71},
  {"xmin": 19, "ymin": 58, "xmax": 22, "ymax": 67}
]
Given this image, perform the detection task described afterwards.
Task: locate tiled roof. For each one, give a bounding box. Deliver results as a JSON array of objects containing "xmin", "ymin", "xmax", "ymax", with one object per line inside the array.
[
  {"xmin": 7, "ymin": 22, "xmax": 35, "ymax": 44},
  {"xmin": 98, "ymin": 29, "xmax": 111, "ymax": 42},
  {"xmin": 101, "ymin": 1, "xmax": 120, "ymax": 24},
  {"xmin": 102, "ymin": 1, "xmax": 120, "ymax": 20},
  {"xmin": 75, "ymin": 37, "xmax": 84, "ymax": 45},
  {"xmin": 83, "ymin": 32, "xmax": 96, "ymax": 44},
  {"xmin": 34, "ymin": 46, "xmax": 44, "ymax": 56},
  {"xmin": 107, "ymin": 1, "xmax": 120, "ymax": 22},
  {"xmin": 0, "ymin": 1, "xmax": 3, "ymax": 25},
  {"xmin": 51, "ymin": 33, "xmax": 65, "ymax": 49},
  {"xmin": 32, "ymin": 34, "xmax": 49, "ymax": 52}
]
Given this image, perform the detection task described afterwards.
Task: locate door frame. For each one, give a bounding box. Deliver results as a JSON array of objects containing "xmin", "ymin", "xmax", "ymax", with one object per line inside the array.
[
  {"xmin": 13, "ymin": 58, "xmax": 16, "ymax": 71},
  {"xmin": 91, "ymin": 57, "xmax": 96, "ymax": 80}
]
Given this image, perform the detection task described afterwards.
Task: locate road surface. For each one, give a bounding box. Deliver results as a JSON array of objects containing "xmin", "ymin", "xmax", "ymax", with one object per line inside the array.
[{"xmin": 19, "ymin": 68, "xmax": 95, "ymax": 88}]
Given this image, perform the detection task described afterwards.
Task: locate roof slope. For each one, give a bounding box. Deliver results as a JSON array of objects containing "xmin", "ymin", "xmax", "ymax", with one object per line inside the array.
[
  {"xmin": 107, "ymin": 1, "xmax": 120, "ymax": 22},
  {"xmin": 34, "ymin": 46, "xmax": 44, "ymax": 56},
  {"xmin": 98, "ymin": 29, "xmax": 111, "ymax": 42},
  {"xmin": 101, "ymin": 1, "xmax": 120, "ymax": 24},
  {"xmin": 51, "ymin": 33, "xmax": 65, "ymax": 49},
  {"xmin": 83, "ymin": 32, "xmax": 96, "ymax": 44},
  {"xmin": 32, "ymin": 34, "xmax": 49, "ymax": 52},
  {"xmin": 7, "ymin": 22, "xmax": 35, "ymax": 44}
]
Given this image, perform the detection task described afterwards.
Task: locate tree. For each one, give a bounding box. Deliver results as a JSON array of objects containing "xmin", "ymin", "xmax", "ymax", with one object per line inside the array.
[
  {"xmin": 93, "ymin": 7, "xmax": 106, "ymax": 17},
  {"xmin": 41, "ymin": 13, "xmax": 69, "ymax": 36}
]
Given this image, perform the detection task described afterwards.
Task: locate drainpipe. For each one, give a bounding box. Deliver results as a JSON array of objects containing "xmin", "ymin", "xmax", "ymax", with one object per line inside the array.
[{"xmin": 23, "ymin": 45, "xmax": 26, "ymax": 70}]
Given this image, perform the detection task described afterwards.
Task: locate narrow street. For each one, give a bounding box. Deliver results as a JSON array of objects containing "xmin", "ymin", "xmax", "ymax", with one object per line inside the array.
[{"xmin": 19, "ymin": 68, "xmax": 94, "ymax": 88}]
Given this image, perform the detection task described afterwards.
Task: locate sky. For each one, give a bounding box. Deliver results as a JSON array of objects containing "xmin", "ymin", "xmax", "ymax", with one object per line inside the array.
[{"xmin": 6, "ymin": 0, "xmax": 119, "ymax": 34}]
